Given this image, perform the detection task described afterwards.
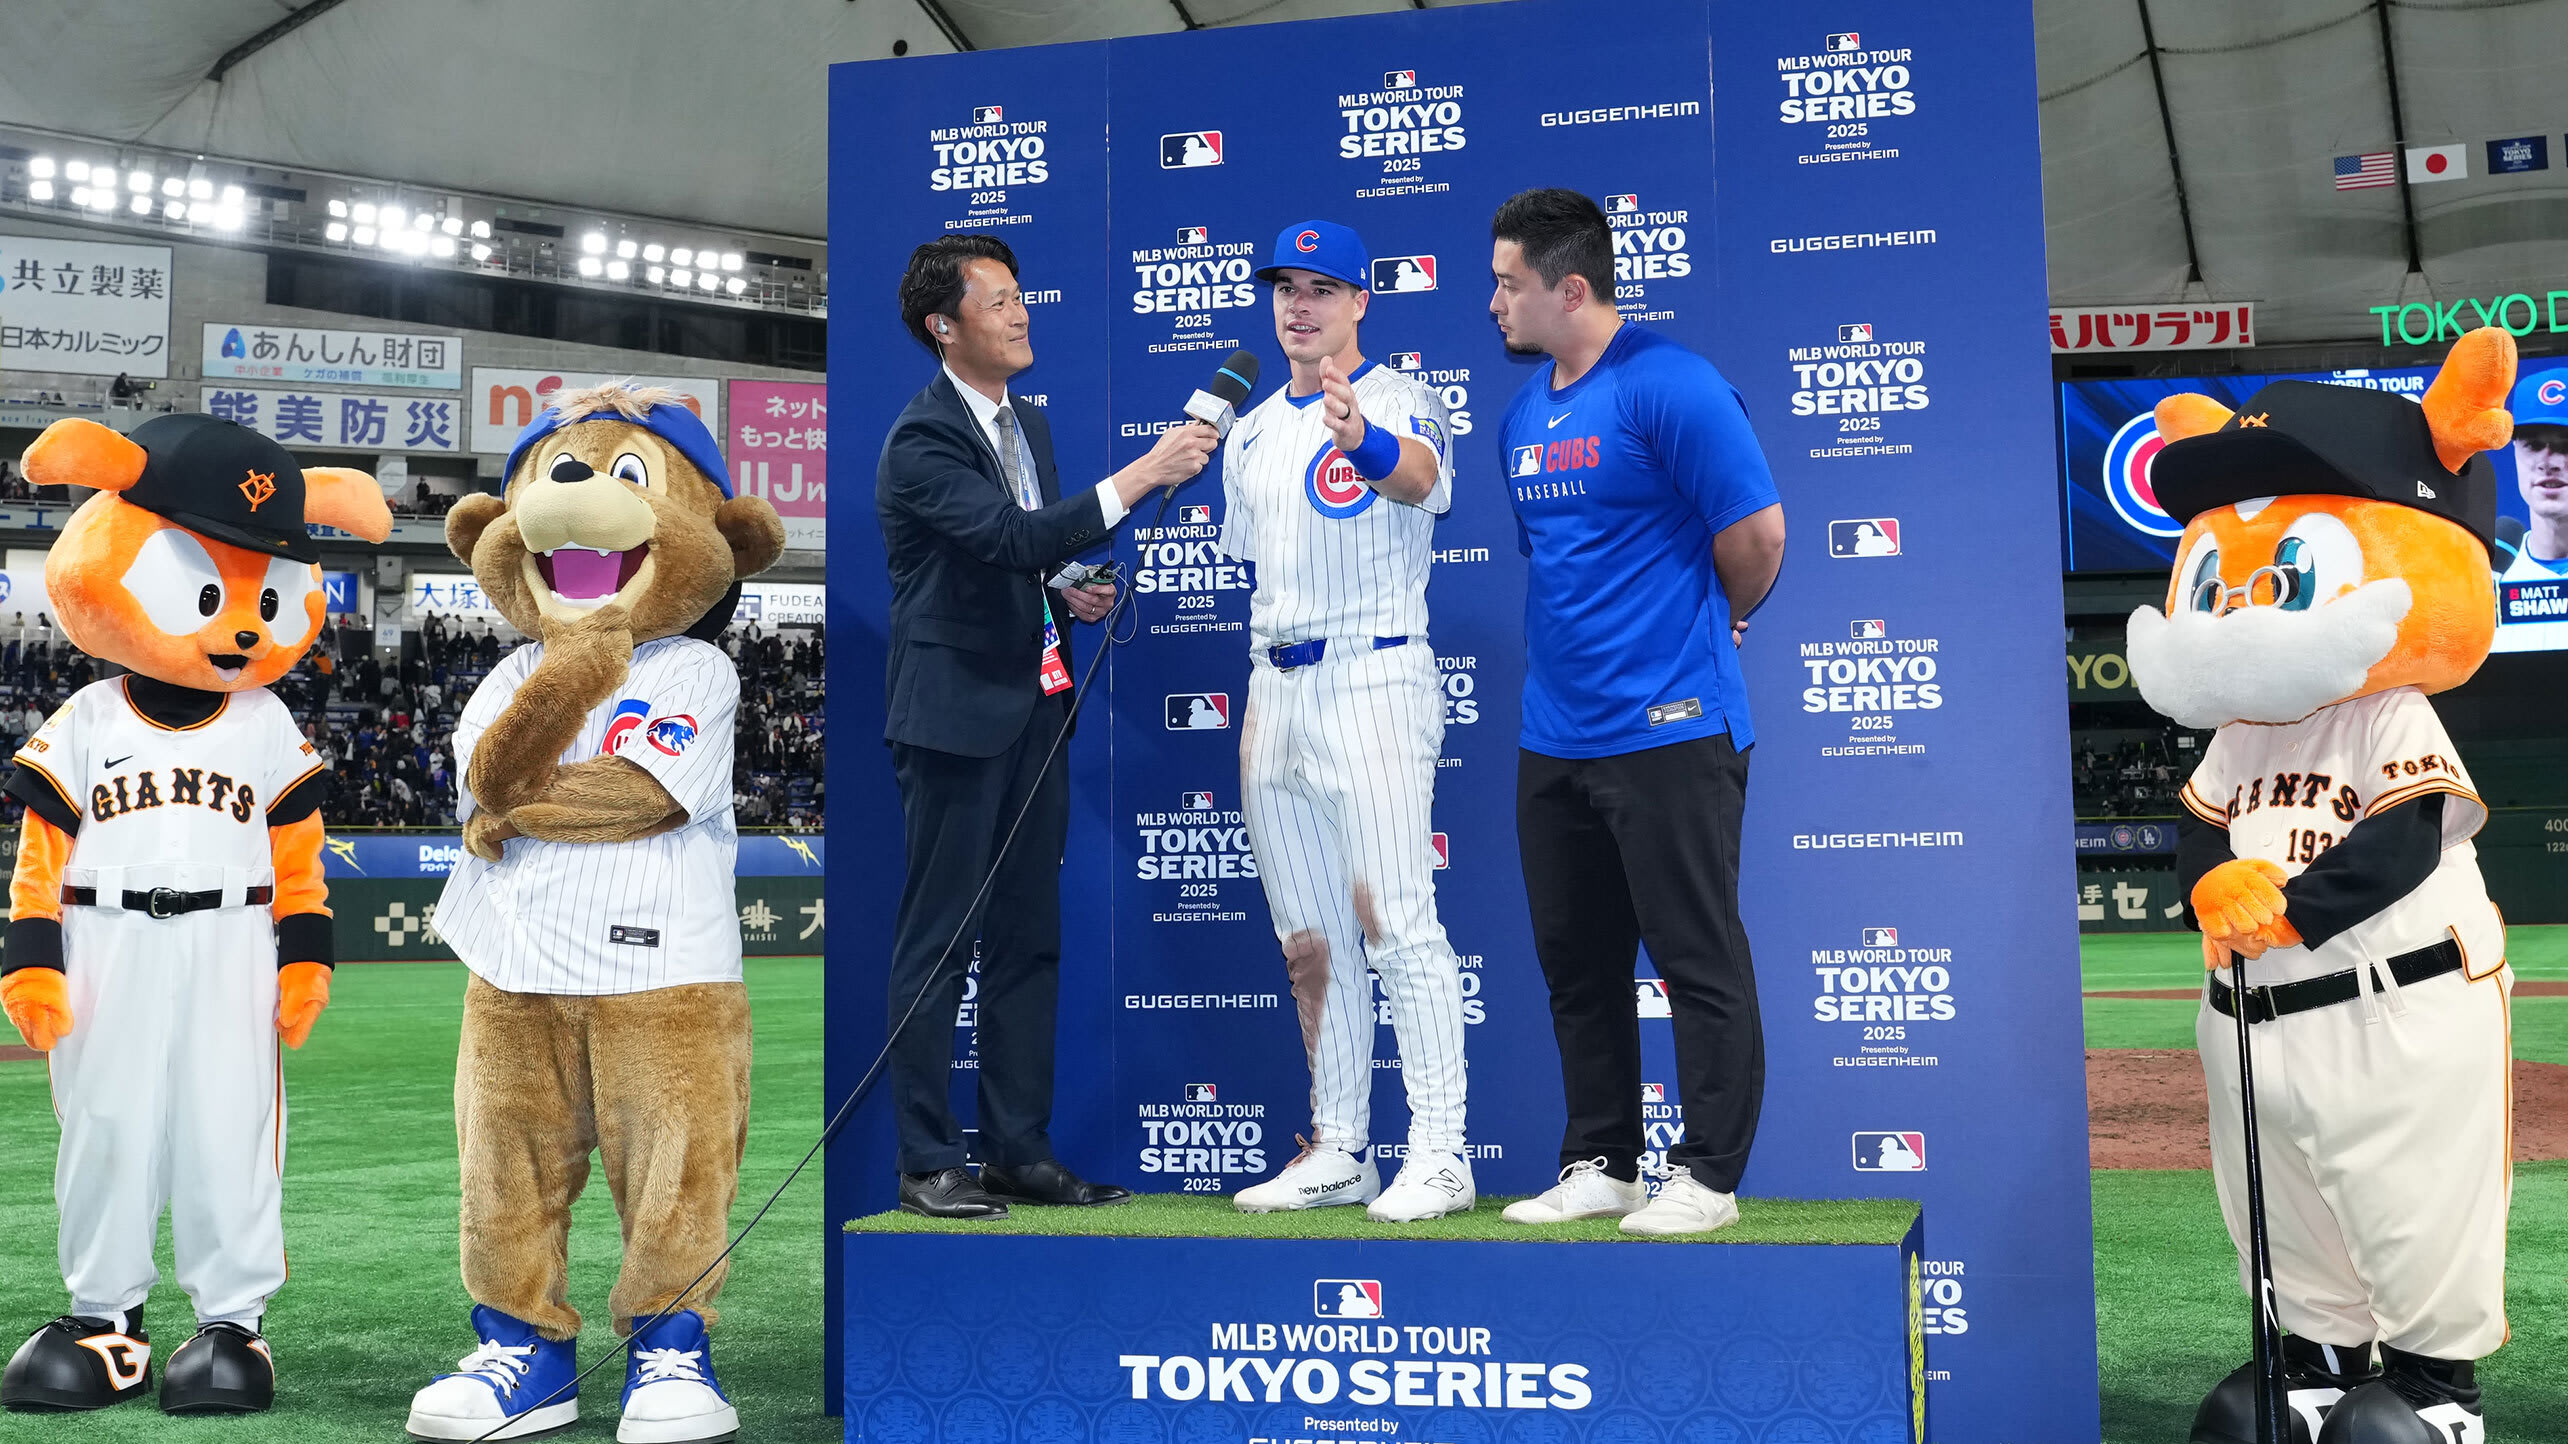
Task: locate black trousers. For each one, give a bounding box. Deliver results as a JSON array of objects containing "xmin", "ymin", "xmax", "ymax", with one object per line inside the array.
[
  {"xmin": 1516, "ymin": 732, "xmax": 1762, "ymax": 1193},
  {"xmin": 886, "ymin": 695, "xmax": 1071, "ymax": 1174}
]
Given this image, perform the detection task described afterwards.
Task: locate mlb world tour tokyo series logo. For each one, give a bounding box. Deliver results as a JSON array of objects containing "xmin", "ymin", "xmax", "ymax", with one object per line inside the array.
[{"xmin": 1119, "ymin": 1292, "xmax": 1596, "ymax": 1413}]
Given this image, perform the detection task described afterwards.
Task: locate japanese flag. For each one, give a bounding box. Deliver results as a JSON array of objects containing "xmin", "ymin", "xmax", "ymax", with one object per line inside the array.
[{"xmin": 2405, "ymin": 144, "xmax": 2467, "ymax": 183}]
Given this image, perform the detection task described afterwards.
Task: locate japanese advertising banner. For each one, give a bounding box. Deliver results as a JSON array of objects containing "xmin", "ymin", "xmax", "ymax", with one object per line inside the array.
[
  {"xmin": 728, "ymin": 378, "xmax": 826, "ymax": 549},
  {"xmin": 201, "ymin": 385, "xmax": 464, "ymax": 453},
  {"xmin": 0, "ymin": 235, "xmax": 173, "ymax": 378},
  {"xmin": 467, "ymin": 367, "xmax": 721, "ymax": 455},
  {"xmin": 201, "ymin": 323, "xmax": 463, "ymax": 390},
  {"xmin": 2049, "ymin": 301, "xmax": 2254, "ymax": 353}
]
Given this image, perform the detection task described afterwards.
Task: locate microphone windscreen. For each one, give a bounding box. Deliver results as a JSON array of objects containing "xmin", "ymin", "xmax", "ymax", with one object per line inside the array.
[{"xmin": 1209, "ymin": 350, "xmax": 1259, "ymax": 408}]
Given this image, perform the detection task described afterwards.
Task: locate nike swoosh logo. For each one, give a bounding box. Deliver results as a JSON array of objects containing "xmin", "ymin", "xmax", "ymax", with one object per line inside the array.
[
  {"xmin": 1546, "ymin": 413, "xmax": 1571, "ymax": 429},
  {"xmin": 103, "ymin": 755, "xmax": 132, "ymax": 768}
]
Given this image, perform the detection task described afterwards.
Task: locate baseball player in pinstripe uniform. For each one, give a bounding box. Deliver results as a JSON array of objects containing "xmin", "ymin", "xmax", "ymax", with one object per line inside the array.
[{"xmin": 1219, "ymin": 220, "xmax": 1472, "ymax": 1223}]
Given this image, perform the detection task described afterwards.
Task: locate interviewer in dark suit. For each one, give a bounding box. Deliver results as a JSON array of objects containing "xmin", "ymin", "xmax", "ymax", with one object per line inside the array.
[{"xmin": 877, "ymin": 234, "xmax": 1216, "ymax": 1219}]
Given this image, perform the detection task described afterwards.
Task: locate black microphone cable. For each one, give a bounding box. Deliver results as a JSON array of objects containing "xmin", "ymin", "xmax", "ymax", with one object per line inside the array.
[{"xmin": 468, "ymin": 483, "xmax": 1188, "ymax": 1441}]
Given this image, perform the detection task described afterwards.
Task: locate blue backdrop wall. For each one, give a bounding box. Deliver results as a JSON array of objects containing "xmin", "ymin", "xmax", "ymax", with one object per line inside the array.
[{"xmin": 826, "ymin": 2, "xmax": 2096, "ymax": 1436}]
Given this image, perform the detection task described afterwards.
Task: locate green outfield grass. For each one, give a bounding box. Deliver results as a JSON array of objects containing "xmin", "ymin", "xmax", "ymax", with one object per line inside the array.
[
  {"xmin": 848, "ymin": 1190, "xmax": 1917, "ymax": 1245},
  {"xmin": 0, "ymin": 958, "xmax": 836, "ymax": 1444}
]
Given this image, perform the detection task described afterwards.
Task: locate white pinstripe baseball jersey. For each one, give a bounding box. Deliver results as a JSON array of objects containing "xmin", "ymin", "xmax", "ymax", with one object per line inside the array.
[
  {"xmin": 1218, "ymin": 362, "xmax": 1454, "ymax": 648},
  {"xmin": 439, "ymin": 636, "xmax": 742, "ymax": 995}
]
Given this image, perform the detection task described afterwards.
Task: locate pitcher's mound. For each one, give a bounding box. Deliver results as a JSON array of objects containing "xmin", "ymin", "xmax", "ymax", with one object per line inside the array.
[{"xmin": 2089, "ymin": 1049, "xmax": 2568, "ymax": 1168}]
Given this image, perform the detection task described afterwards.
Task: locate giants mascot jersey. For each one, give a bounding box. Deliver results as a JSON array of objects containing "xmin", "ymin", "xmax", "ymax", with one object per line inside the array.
[{"xmin": 16, "ymin": 679, "xmax": 325, "ymax": 889}]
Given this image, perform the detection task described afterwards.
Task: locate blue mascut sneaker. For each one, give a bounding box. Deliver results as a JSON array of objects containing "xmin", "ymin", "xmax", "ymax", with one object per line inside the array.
[
  {"xmin": 404, "ymin": 1305, "xmax": 579, "ymax": 1441},
  {"xmin": 615, "ymin": 1309, "xmax": 736, "ymax": 1443}
]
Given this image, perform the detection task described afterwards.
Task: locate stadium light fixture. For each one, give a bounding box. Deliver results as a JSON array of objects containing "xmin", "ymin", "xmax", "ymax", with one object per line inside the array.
[
  {"xmin": 642, "ymin": 243, "xmax": 665, "ymax": 263},
  {"xmin": 381, "ymin": 204, "xmax": 407, "ymax": 230},
  {"xmin": 576, "ymin": 256, "xmax": 603, "ymax": 278},
  {"xmin": 27, "ymin": 179, "xmax": 52, "ymax": 202},
  {"xmin": 441, "ymin": 216, "xmax": 462, "ymax": 236},
  {"xmin": 188, "ymin": 177, "xmax": 214, "ymax": 201},
  {"xmin": 353, "ymin": 201, "xmax": 377, "ymax": 224},
  {"xmin": 697, "ymin": 270, "xmax": 718, "ymax": 292},
  {"xmin": 28, "ymin": 156, "xmax": 54, "ymax": 179},
  {"xmin": 616, "ymin": 238, "xmax": 637, "ymax": 259},
  {"xmin": 670, "ymin": 247, "xmax": 694, "ymax": 267},
  {"xmin": 83, "ymin": 187, "xmax": 114, "ymax": 211},
  {"xmin": 160, "ymin": 177, "xmax": 183, "ymax": 197},
  {"xmin": 220, "ymin": 184, "xmax": 245, "ymax": 206},
  {"xmin": 720, "ymin": 252, "xmax": 743, "ymax": 271},
  {"xmin": 327, "ymin": 198, "xmax": 347, "ymax": 218},
  {"xmin": 646, "ymin": 265, "xmax": 666, "ymax": 284},
  {"xmin": 211, "ymin": 206, "xmax": 245, "ymax": 231},
  {"xmin": 353, "ymin": 225, "xmax": 376, "ymax": 245},
  {"xmin": 430, "ymin": 235, "xmax": 455, "ymax": 258},
  {"xmin": 126, "ymin": 169, "xmax": 151, "ymax": 192},
  {"xmin": 670, "ymin": 267, "xmax": 692, "ymax": 287},
  {"xmin": 469, "ymin": 219, "xmax": 490, "ymax": 239},
  {"xmin": 469, "ymin": 242, "xmax": 492, "ymax": 262},
  {"xmin": 63, "ymin": 159, "xmax": 88, "ymax": 182},
  {"xmin": 130, "ymin": 194, "xmax": 152, "ymax": 215},
  {"xmin": 606, "ymin": 259, "xmax": 630, "ymax": 280},
  {"xmin": 163, "ymin": 200, "xmax": 185, "ymax": 220},
  {"xmin": 326, "ymin": 221, "xmax": 348, "ymax": 242},
  {"xmin": 724, "ymin": 276, "xmax": 746, "ymax": 296},
  {"xmin": 413, "ymin": 212, "xmax": 432, "ymax": 232},
  {"xmin": 581, "ymin": 231, "xmax": 607, "ymax": 254}
]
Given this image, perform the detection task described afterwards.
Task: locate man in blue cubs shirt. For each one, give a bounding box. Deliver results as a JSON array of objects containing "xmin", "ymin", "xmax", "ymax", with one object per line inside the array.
[{"xmin": 1486, "ymin": 189, "xmax": 1786, "ymax": 1237}]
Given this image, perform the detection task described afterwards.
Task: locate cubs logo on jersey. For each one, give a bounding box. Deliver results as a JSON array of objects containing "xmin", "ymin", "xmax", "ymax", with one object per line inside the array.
[
  {"xmin": 1305, "ymin": 443, "xmax": 1378, "ymax": 519},
  {"xmin": 601, "ymin": 699, "xmax": 652, "ymax": 755},
  {"xmin": 646, "ymin": 714, "xmax": 700, "ymax": 756}
]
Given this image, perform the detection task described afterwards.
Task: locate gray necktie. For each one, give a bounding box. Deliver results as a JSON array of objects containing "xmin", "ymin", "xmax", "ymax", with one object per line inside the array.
[{"xmin": 993, "ymin": 405, "xmax": 1036, "ymax": 511}]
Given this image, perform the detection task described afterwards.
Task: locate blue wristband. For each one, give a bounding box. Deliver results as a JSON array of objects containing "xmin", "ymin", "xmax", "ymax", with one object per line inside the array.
[{"xmin": 1346, "ymin": 420, "xmax": 1402, "ymax": 481}]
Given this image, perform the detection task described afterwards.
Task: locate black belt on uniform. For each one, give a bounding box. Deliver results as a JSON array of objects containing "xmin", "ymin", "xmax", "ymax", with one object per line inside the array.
[
  {"xmin": 61, "ymin": 885, "xmax": 273, "ymax": 919},
  {"xmin": 2208, "ymin": 938, "xmax": 2466, "ymax": 1024}
]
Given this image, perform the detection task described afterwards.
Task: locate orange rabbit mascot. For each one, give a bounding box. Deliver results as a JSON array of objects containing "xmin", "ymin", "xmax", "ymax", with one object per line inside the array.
[
  {"xmin": 2127, "ymin": 329, "xmax": 2513, "ymax": 1444},
  {"xmin": 0, "ymin": 415, "xmax": 388, "ymax": 1417}
]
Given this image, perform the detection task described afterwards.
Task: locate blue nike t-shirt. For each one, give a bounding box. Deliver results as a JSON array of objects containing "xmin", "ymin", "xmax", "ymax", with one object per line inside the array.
[{"xmin": 1500, "ymin": 324, "xmax": 1779, "ymax": 759}]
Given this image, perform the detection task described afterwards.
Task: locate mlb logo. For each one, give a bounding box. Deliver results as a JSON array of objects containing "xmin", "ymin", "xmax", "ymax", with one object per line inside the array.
[
  {"xmin": 1180, "ymin": 504, "xmax": 1212, "ymax": 523},
  {"xmin": 1862, "ymin": 926, "xmax": 1899, "ymax": 947},
  {"xmin": 1604, "ymin": 194, "xmax": 1640, "ymax": 215},
  {"xmin": 1165, "ymin": 693, "xmax": 1232, "ymax": 730},
  {"xmin": 1371, "ymin": 255, "xmax": 1438, "ymax": 292},
  {"xmin": 1183, "ymin": 790, "xmax": 1215, "ymax": 810},
  {"xmin": 1185, "ymin": 1083, "xmax": 1218, "ymax": 1103},
  {"xmin": 1511, "ymin": 444, "xmax": 1544, "ymax": 478},
  {"xmin": 1314, "ymin": 1279, "xmax": 1384, "ymax": 1318},
  {"xmin": 1430, "ymin": 833, "xmax": 1450, "ymax": 869},
  {"xmin": 1384, "ymin": 69, "xmax": 1418, "ymax": 89},
  {"xmin": 1161, "ymin": 131, "xmax": 1224, "ymax": 168},
  {"xmin": 1852, "ymin": 1131, "xmax": 1927, "ymax": 1172},
  {"xmin": 1827, "ymin": 31, "xmax": 1860, "ymax": 51},
  {"xmin": 1850, "ymin": 619, "xmax": 1887, "ymax": 640},
  {"xmin": 1641, "ymin": 1082, "xmax": 1666, "ymax": 1103},
  {"xmin": 1635, "ymin": 979, "xmax": 1672, "ymax": 1019},
  {"xmin": 1839, "ymin": 323, "xmax": 1874, "ymax": 343},
  {"xmin": 1176, "ymin": 225, "xmax": 1209, "ymax": 245},
  {"xmin": 1828, "ymin": 518, "xmax": 1902, "ymax": 558},
  {"xmin": 973, "ymin": 104, "xmax": 1004, "ymax": 123},
  {"xmin": 1388, "ymin": 351, "xmax": 1423, "ymax": 371}
]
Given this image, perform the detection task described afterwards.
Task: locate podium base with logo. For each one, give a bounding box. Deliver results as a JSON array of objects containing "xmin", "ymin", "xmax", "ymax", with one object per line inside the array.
[{"xmin": 842, "ymin": 1196, "xmax": 1924, "ymax": 1443}]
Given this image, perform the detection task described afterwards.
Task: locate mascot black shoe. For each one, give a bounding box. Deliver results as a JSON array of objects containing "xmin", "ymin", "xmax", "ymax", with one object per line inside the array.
[
  {"xmin": 160, "ymin": 1320, "xmax": 275, "ymax": 1415},
  {"xmin": 1, "ymin": 1310, "xmax": 152, "ymax": 1411},
  {"xmin": 2316, "ymin": 1348, "xmax": 2482, "ymax": 1444},
  {"xmin": 2192, "ymin": 1334, "xmax": 2378, "ymax": 1444}
]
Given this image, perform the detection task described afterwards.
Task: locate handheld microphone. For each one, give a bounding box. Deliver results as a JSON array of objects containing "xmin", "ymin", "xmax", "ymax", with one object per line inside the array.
[
  {"xmin": 1184, "ymin": 349, "xmax": 1260, "ymax": 439},
  {"xmin": 2496, "ymin": 514, "xmax": 2526, "ymax": 566}
]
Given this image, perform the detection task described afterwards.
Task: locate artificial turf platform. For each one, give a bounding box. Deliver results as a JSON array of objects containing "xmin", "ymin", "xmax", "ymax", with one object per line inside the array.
[{"xmin": 847, "ymin": 1191, "xmax": 1918, "ymax": 1245}]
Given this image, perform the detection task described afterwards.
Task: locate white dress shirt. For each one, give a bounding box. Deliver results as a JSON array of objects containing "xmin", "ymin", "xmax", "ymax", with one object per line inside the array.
[{"xmin": 944, "ymin": 365, "xmax": 1128, "ymax": 526}]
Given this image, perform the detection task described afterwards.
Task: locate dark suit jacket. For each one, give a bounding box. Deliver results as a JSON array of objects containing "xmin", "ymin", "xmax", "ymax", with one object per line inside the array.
[{"xmin": 876, "ymin": 372, "xmax": 1112, "ymax": 758}]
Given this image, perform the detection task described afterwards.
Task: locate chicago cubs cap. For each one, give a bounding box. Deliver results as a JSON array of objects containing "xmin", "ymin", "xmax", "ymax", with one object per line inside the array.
[
  {"xmin": 120, "ymin": 412, "xmax": 321, "ymax": 563},
  {"xmin": 2150, "ymin": 379, "xmax": 2496, "ymax": 553},
  {"xmin": 2510, "ymin": 366, "xmax": 2568, "ymax": 428},
  {"xmin": 1255, "ymin": 220, "xmax": 1372, "ymax": 289}
]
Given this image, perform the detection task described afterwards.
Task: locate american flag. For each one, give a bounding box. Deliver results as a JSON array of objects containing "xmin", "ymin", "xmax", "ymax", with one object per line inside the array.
[{"xmin": 2334, "ymin": 152, "xmax": 2396, "ymax": 190}]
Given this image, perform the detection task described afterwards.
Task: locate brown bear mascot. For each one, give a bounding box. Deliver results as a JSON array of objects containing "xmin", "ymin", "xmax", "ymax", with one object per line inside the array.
[
  {"xmin": 402, "ymin": 383, "xmax": 782, "ymax": 1444},
  {"xmin": 0, "ymin": 414, "xmax": 390, "ymax": 1416}
]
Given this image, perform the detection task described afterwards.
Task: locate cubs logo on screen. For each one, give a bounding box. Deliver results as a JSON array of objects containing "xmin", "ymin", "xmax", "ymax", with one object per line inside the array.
[
  {"xmin": 2100, "ymin": 412, "xmax": 2184, "ymax": 537},
  {"xmin": 600, "ymin": 698, "xmax": 651, "ymax": 755},
  {"xmin": 1306, "ymin": 443, "xmax": 1378, "ymax": 519}
]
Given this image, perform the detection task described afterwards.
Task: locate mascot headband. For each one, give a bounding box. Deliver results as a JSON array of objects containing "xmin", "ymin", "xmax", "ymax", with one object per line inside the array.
[{"xmin": 502, "ymin": 400, "xmax": 735, "ymax": 498}]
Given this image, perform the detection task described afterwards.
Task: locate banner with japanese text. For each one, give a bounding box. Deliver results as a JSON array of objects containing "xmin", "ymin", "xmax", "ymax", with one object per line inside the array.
[
  {"xmin": 468, "ymin": 367, "xmax": 721, "ymax": 454},
  {"xmin": 202, "ymin": 385, "xmax": 464, "ymax": 453},
  {"xmin": 202, "ymin": 323, "xmax": 462, "ymax": 389},
  {"xmin": 0, "ymin": 235, "xmax": 173, "ymax": 378},
  {"xmin": 728, "ymin": 378, "xmax": 827, "ymax": 549}
]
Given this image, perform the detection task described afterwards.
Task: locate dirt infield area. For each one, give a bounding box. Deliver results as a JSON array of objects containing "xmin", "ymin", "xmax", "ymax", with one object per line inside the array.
[{"xmin": 2090, "ymin": 1048, "xmax": 2568, "ymax": 1169}]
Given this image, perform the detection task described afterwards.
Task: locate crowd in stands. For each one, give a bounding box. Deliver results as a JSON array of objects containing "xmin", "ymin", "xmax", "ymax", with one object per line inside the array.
[
  {"xmin": 388, "ymin": 480, "xmax": 475, "ymax": 518},
  {"xmin": 0, "ymin": 461, "xmax": 42, "ymax": 502},
  {"xmin": 0, "ymin": 609, "xmax": 824, "ymax": 835},
  {"xmin": 2072, "ymin": 728, "xmax": 2207, "ymax": 818}
]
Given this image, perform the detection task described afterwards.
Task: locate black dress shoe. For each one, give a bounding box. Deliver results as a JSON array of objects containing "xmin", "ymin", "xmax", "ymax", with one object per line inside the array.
[
  {"xmin": 900, "ymin": 1167, "xmax": 1010, "ymax": 1219},
  {"xmin": 980, "ymin": 1159, "xmax": 1134, "ymax": 1207}
]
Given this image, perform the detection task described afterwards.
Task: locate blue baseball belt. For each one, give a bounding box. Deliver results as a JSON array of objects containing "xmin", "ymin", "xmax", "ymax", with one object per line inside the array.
[{"xmin": 1266, "ymin": 636, "xmax": 1408, "ymax": 671}]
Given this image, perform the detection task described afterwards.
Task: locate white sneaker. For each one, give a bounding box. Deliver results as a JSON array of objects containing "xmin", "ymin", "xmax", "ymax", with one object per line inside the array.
[
  {"xmin": 1366, "ymin": 1150, "xmax": 1475, "ymax": 1222},
  {"xmin": 1235, "ymin": 1141, "xmax": 1377, "ymax": 1213},
  {"xmin": 1501, "ymin": 1158, "xmax": 1647, "ymax": 1224},
  {"xmin": 1619, "ymin": 1170, "xmax": 1741, "ymax": 1236}
]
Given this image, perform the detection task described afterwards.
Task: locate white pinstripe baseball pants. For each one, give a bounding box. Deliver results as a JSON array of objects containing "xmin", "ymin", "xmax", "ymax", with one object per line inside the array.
[{"xmin": 1240, "ymin": 641, "xmax": 1467, "ymax": 1156}]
